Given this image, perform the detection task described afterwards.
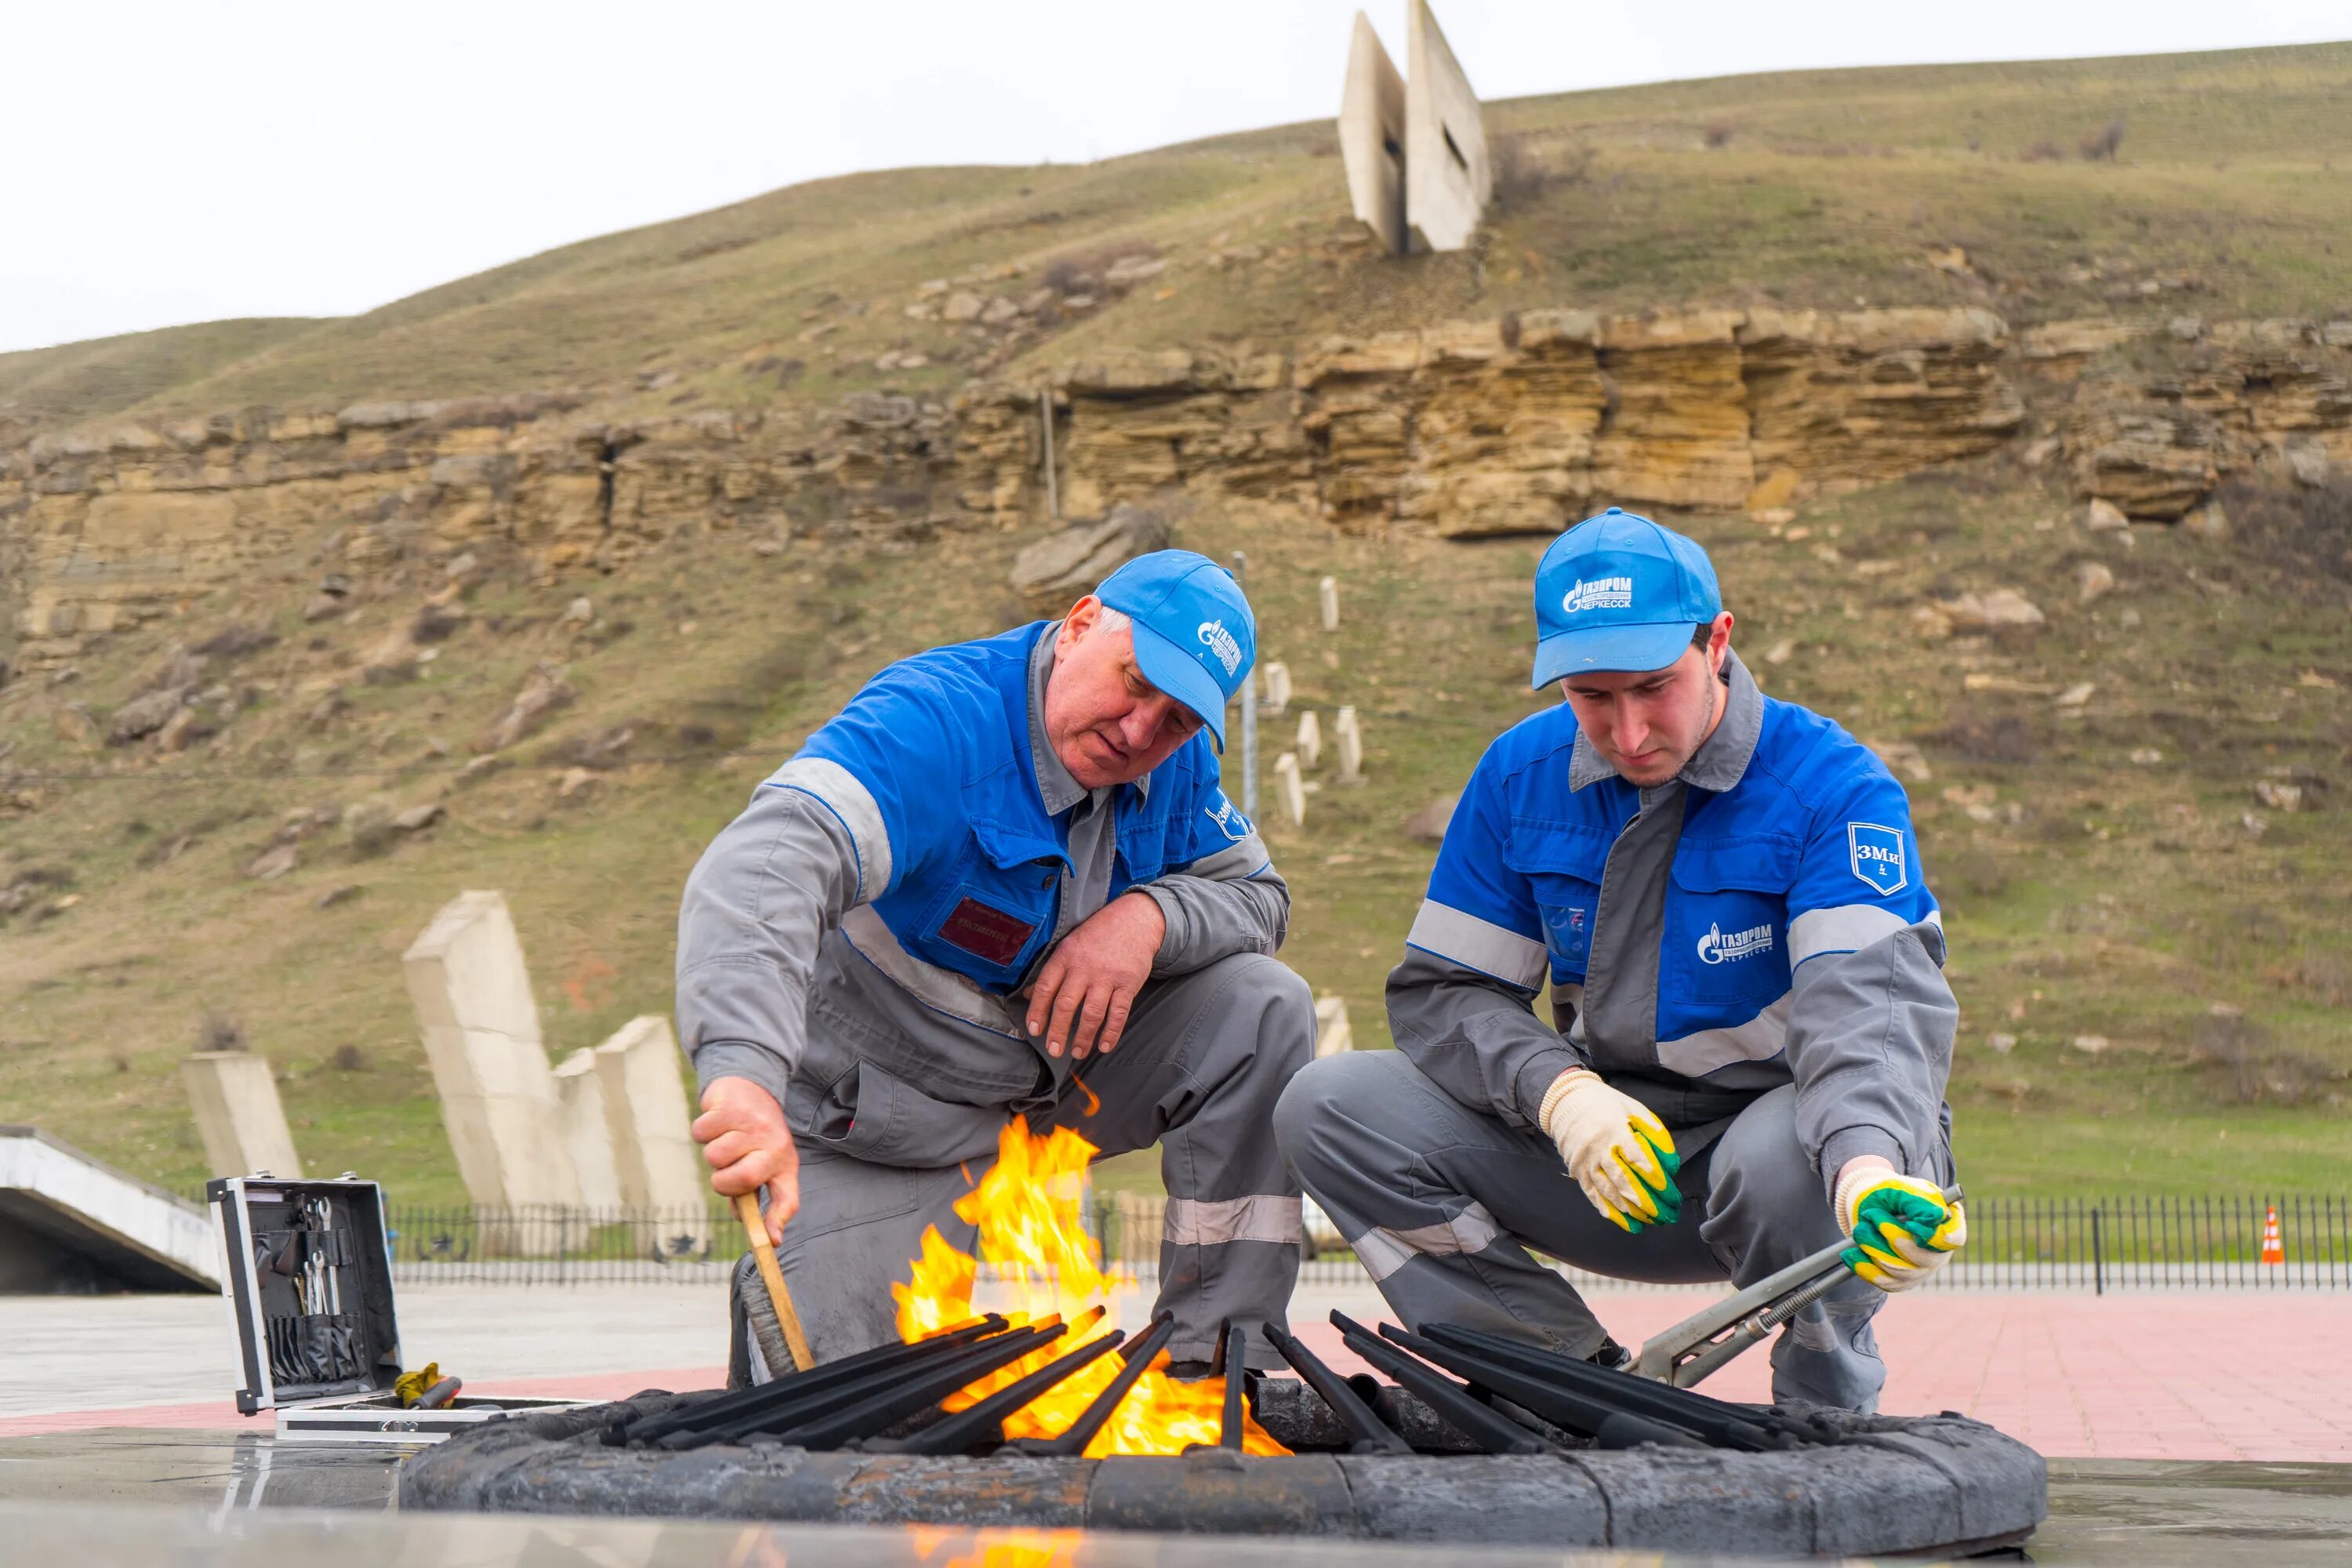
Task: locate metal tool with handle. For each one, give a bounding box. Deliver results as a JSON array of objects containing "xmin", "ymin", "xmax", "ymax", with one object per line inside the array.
[
  {"xmin": 733, "ymin": 1191, "xmax": 815, "ymax": 1374},
  {"xmin": 1634, "ymin": 1182, "xmax": 1963, "ymax": 1388}
]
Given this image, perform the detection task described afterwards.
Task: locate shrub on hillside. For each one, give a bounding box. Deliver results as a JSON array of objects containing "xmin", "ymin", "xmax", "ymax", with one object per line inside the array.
[
  {"xmin": 1490, "ymin": 131, "xmax": 1589, "ymax": 212},
  {"xmin": 2079, "ymin": 118, "xmax": 2126, "ymax": 162}
]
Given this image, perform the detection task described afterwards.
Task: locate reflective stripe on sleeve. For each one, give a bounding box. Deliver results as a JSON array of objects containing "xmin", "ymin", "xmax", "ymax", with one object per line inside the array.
[
  {"xmin": 768, "ymin": 757, "xmax": 895, "ymax": 902},
  {"xmin": 1351, "ymin": 1202, "xmax": 1503, "ymax": 1284},
  {"xmin": 1656, "ymin": 993, "xmax": 1793, "ymax": 1079},
  {"xmin": 1179, "ymin": 836, "xmax": 1272, "ymax": 882},
  {"xmin": 1405, "ymin": 900, "xmax": 1550, "ymax": 991},
  {"xmin": 1789, "ymin": 904, "xmax": 1941, "ymax": 967},
  {"xmin": 1163, "ymin": 1194, "xmax": 1303, "ymax": 1248},
  {"xmin": 838, "ymin": 906, "xmax": 1024, "ymax": 1037}
]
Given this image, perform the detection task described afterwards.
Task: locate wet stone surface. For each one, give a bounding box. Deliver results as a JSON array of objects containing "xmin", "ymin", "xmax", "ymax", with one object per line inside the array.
[
  {"xmin": 397, "ymin": 1387, "xmax": 2050, "ymax": 1556},
  {"xmin": 0, "ymin": 1428, "xmax": 2347, "ymax": 1563}
]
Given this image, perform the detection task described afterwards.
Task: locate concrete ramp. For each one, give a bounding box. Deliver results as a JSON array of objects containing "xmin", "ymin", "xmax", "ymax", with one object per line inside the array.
[{"xmin": 0, "ymin": 1126, "xmax": 217, "ymax": 1293}]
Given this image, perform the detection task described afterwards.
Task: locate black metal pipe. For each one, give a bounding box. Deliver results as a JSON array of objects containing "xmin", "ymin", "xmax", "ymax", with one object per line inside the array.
[
  {"xmin": 1007, "ymin": 1311, "xmax": 1177, "ymax": 1457},
  {"xmin": 877, "ymin": 1328, "xmax": 1128, "ymax": 1455},
  {"xmin": 615, "ymin": 1316, "xmax": 1004, "ymax": 1445},
  {"xmin": 669, "ymin": 1319, "xmax": 1046, "ymax": 1451},
  {"xmin": 1218, "ymin": 1322, "xmax": 1248, "ymax": 1450},
  {"xmin": 764, "ymin": 1321, "xmax": 1067, "ymax": 1452},
  {"xmin": 1421, "ymin": 1321, "xmax": 1802, "ymax": 1450},
  {"xmin": 1377, "ymin": 1323, "xmax": 1704, "ymax": 1451},
  {"xmin": 1328, "ymin": 1312, "xmax": 1548, "ymax": 1456},
  {"xmin": 1261, "ymin": 1320, "xmax": 1412, "ymax": 1456},
  {"xmin": 637, "ymin": 1317, "xmax": 1009, "ymax": 1447}
]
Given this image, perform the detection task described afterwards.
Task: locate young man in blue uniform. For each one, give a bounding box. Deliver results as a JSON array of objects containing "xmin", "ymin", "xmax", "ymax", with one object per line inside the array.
[
  {"xmin": 678, "ymin": 550, "xmax": 1312, "ymax": 1378},
  {"xmin": 1276, "ymin": 510, "xmax": 1966, "ymax": 1411}
]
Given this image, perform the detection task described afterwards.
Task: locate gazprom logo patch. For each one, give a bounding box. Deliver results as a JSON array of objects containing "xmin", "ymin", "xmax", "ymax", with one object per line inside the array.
[
  {"xmin": 1197, "ymin": 619, "xmax": 1243, "ymax": 677},
  {"xmin": 1848, "ymin": 822, "xmax": 1908, "ymax": 895},
  {"xmin": 1697, "ymin": 920, "xmax": 1774, "ymax": 966},
  {"xmin": 1562, "ymin": 575, "xmax": 1635, "ymax": 615}
]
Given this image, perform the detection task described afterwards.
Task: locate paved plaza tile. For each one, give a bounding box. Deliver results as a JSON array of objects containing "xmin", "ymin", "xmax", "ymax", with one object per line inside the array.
[{"xmin": 5, "ymin": 1284, "xmax": 2347, "ymax": 1461}]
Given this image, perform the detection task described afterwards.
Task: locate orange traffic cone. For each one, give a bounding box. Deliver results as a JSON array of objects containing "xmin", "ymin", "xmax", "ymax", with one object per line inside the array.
[{"xmin": 2259, "ymin": 1205, "xmax": 2285, "ymax": 1267}]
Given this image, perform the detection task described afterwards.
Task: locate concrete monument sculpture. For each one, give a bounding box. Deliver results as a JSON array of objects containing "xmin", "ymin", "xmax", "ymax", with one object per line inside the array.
[
  {"xmin": 1338, "ymin": 2, "xmax": 1490, "ymax": 255},
  {"xmin": 181, "ymin": 1050, "xmax": 303, "ymax": 1180},
  {"xmin": 591, "ymin": 1015, "xmax": 711, "ymax": 1254},
  {"xmin": 401, "ymin": 891, "xmax": 585, "ymax": 1251},
  {"xmin": 1338, "ymin": 12, "xmax": 1408, "ymax": 254},
  {"xmin": 552, "ymin": 1050, "xmax": 626, "ymax": 1213},
  {"xmin": 1404, "ymin": 0, "xmax": 1490, "ymax": 252}
]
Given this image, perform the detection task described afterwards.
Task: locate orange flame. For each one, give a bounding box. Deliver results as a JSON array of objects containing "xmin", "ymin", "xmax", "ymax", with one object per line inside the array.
[
  {"xmin": 915, "ymin": 1527, "xmax": 1082, "ymax": 1568},
  {"xmin": 890, "ymin": 1120, "xmax": 1288, "ymax": 1457}
]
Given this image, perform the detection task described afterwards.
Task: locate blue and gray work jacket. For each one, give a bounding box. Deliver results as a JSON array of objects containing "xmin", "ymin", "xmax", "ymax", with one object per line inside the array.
[
  {"xmin": 1394, "ymin": 650, "xmax": 1956, "ymax": 1196},
  {"xmin": 676, "ymin": 621, "xmax": 1288, "ymax": 1168}
]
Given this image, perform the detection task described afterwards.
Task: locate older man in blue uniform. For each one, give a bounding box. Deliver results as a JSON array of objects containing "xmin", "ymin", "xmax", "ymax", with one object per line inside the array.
[
  {"xmin": 1276, "ymin": 510, "xmax": 1966, "ymax": 1411},
  {"xmin": 678, "ymin": 550, "xmax": 1312, "ymax": 1379}
]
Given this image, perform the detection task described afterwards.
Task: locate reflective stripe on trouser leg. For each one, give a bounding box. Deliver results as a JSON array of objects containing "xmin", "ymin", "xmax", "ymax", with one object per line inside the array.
[
  {"xmin": 1164, "ymin": 1194, "xmax": 1304, "ymax": 1248},
  {"xmin": 1272, "ymin": 1051, "xmax": 1621, "ymax": 1359},
  {"xmin": 1050, "ymin": 953, "xmax": 1315, "ymax": 1367},
  {"xmin": 1351, "ymin": 1203, "xmax": 1501, "ymax": 1283}
]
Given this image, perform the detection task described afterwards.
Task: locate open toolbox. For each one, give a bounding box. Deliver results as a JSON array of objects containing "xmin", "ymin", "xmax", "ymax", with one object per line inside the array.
[{"xmin": 208, "ymin": 1174, "xmax": 586, "ymax": 1443}]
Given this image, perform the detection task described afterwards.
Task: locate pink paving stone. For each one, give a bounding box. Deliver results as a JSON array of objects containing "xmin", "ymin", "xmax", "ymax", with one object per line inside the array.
[
  {"xmin": 0, "ymin": 1367, "xmax": 726, "ymax": 1439},
  {"xmin": 13, "ymin": 1294, "xmax": 2352, "ymax": 1463},
  {"xmin": 1290, "ymin": 1291, "xmax": 2352, "ymax": 1463}
]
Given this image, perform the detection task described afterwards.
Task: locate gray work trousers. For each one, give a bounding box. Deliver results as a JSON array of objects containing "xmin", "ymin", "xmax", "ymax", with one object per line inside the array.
[
  {"xmin": 733, "ymin": 953, "xmax": 1315, "ymax": 1381},
  {"xmin": 1273, "ymin": 1050, "xmax": 1889, "ymax": 1411}
]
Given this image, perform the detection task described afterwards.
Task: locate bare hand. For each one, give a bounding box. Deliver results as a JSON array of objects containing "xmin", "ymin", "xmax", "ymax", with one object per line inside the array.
[
  {"xmin": 692, "ymin": 1076, "xmax": 799, "ymax": 1245},
  {"xmin": 1024, "ymin": 892, "xmax": 1165, "ymax": 1060}
]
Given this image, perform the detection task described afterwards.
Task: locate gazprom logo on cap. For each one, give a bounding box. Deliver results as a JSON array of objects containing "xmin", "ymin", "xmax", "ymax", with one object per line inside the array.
[
  {"xmin": 1197, "ymin": 619, "xmax": 1242, "ymax": 677},
  {"xmin": 1562, "ymin": 575, "xmax": 1635, "ymax": 615},
  {"xmin": 1848, "ymin": 822, "xmax": 1908, "ymax": 895}
]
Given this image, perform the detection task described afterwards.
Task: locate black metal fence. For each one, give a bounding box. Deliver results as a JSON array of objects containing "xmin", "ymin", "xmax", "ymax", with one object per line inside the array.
[{"xmin": 383, "ymin": 1193, "xmax": 2352, "ymax": 1291}]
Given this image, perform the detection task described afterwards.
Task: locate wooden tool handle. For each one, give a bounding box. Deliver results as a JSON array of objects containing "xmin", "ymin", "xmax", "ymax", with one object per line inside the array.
[{"xmin": 734, "ymin": 1189, "xmax": 815, "ymax": 1373}]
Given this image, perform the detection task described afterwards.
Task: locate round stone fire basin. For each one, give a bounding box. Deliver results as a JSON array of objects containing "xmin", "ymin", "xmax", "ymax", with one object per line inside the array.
[{"xmin": 398, "ymin": 1387, "xmax": 2046, "ymax": 1558}]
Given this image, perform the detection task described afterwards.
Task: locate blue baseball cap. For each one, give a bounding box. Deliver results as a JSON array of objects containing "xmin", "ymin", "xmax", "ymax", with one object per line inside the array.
[
  {"xmin": 1095, "ymin": 550, "xmax": 1256, "ymax": 750},
  {"xmin": 1532, "ymin": 507, "xmax": 1722, "ymax": 685}
]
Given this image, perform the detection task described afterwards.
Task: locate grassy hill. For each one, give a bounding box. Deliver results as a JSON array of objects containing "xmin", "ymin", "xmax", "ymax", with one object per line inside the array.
[
  {"xmin": 4, "ymin": 42, "xmax": 2350, "ymax": 426},
  {"xmin": 2, "ymin": 458, "xmax": 2346, "ymax": 1206},
  {"xmin": 1, "ymin": 41, "xmax": 2347, "ymax": 1208}
]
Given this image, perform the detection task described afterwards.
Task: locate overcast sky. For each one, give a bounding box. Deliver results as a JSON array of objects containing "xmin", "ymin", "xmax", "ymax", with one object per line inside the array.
[{"xmin": 4, "ymin": 2, "xmax": 2343, "ymax": 357}]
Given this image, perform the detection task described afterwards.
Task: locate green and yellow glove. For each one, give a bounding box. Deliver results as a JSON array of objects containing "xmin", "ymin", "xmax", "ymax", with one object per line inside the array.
[
  {"xmin": 1540, "ymin": 1069, "xmax": 1681, "ymax": 1233},
  {"xmin": 1833, "ymin": 1163, "xmax": 1966, "ymax": 1291}
]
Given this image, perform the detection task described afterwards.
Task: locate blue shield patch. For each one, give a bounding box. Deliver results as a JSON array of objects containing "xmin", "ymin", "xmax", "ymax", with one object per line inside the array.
[{"xmin": 1847, "ymin": 822, "xmax": 1908, "ymax": 896}]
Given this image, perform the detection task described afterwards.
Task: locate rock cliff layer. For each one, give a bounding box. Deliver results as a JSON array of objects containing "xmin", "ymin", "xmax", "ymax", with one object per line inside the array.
[{"xmin": 6, "ymin": 306, "xmax": 2349, "ymax": 666}]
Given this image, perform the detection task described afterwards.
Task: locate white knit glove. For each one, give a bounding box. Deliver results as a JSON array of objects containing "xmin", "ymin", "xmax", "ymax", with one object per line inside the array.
[{"xmin": 1538, "ymin": 1069, "xmax": 1682, "ymax": 1233}]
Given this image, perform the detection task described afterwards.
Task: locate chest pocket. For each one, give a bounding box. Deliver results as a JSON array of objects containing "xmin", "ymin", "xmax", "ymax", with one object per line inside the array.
[
  {"xmin": 1112, "ymin": 804, "xmax": 1173, "ymax": 895},
  {"xmin": 1666, "ymin": 837, "xmax": 1798, "ymax": 1012},
  {"xmin": 1504, "ymin": 824, "xmax": 1614, "ymax": 985},
  {"xmin": 920, "ymin": 818, "xmax": 1063, "ymax": 994}
]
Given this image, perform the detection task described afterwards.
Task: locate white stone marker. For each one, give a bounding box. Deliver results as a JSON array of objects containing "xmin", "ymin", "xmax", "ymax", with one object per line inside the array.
[
  {"xmin": 402, "ymin": 891, "xmax": 585, "ymax": 1251},
  {"xmin": 1319, "ymin": 576, "xmax": 1341, "ymax": 632},
  {"xmin": 1261, "ymin": 661, "xmax": 1292, "ymax": 717},
  {"xmin": 1335, "ymin": 706, "xmax": 1365, "ymax": 784},
  {"xmin": 181, "ymin": 1051, "xmax": 303, "ymax": 1179},
  {"xmin": 593, "ymin": 1015, "xmax": 712, "ymax": 1254},
  {"xmin": 1296, "ymin": 710, "xmax": 1323, "ymax": 769},
  {"xmin": 552, "ymin": 1049, "xmax": 625, "ymax": 1213},
  {"xmin": 1273, "ymin": 751, "xmax": 1307, "ymax": 826},
  {"xmin": 1314, "ymin": 994, "xmax": 1355, "ymax": 1058}
]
